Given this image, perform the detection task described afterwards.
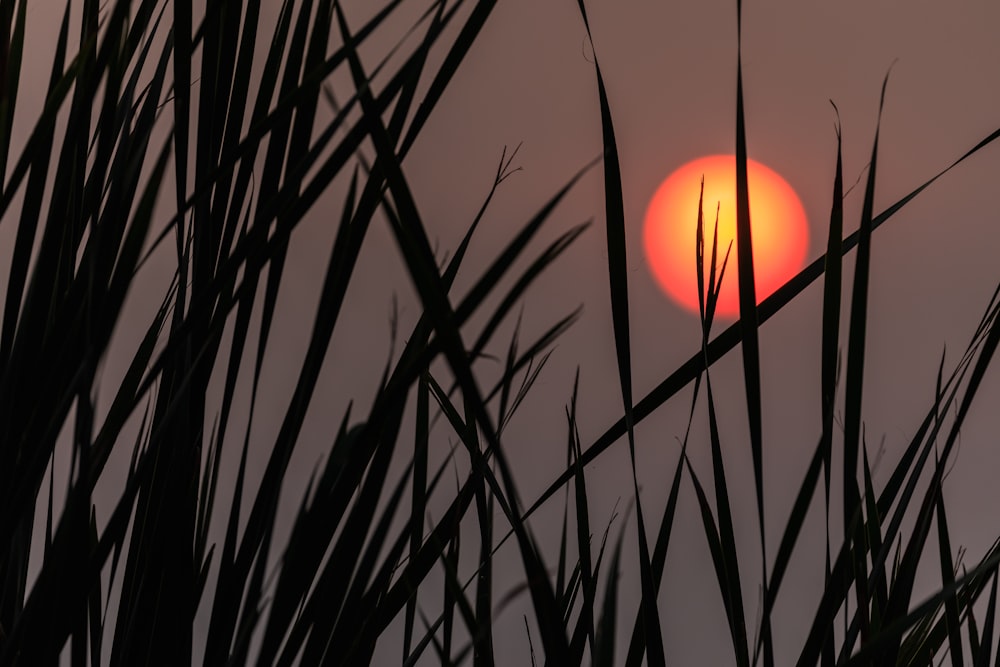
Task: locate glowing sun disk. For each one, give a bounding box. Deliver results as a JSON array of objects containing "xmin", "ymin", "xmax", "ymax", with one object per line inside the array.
[{"xmin": 642, "ymin": 155, "xmax": 809, "ymax": 317}]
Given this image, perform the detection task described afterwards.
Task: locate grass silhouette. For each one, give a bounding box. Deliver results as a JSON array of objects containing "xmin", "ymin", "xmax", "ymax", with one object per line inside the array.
[{"xmin": 1, "ymin": 1, "xmax": 999, "ymax": 665}]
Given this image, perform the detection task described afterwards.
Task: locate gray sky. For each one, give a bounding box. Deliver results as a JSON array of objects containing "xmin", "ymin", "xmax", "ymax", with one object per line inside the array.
[
  {"xmin": 6, "ymin": 1, "xmax": 1000, "ymax": 664},
  {"xmin": 377, "ymin": 1, "xmax": 1000, "ymax": 663}
]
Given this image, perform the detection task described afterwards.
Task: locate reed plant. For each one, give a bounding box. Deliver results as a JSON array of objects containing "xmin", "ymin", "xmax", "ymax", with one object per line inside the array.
[{"xmin": 1, "ymin": 0, "xmax": 999, "ymax": 665}]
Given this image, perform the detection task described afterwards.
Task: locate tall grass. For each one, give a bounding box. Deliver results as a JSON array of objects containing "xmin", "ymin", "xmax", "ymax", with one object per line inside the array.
[{"xmin": 1, "ymin": 0, "xmax": 999, "ymax": 665}]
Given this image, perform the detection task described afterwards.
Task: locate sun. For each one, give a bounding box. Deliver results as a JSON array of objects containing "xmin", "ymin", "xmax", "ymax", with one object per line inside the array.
[{"xmin": 642, "ymin": 155, "xmax": 809, "ymax": 318}]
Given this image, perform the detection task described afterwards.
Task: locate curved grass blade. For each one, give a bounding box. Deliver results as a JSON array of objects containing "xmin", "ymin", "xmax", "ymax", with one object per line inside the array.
[
  {"xmin": 699, "ymin": 201, "xmax": 750, "ymax": 666},
  {"xmin": 845, "ymin": 549, "xmax": 1000, "ymax": 666},
  {"xmin": 976, "ymin": 572, "xmax": 997, "ymax": 667},
  {"xmin": 337, "ymin": 6, "xmax": 569, "ymax": 658},
  {"xmin": 520, "ymin": 123, "xmax": 1000, "ymax": 549},
  {"xmin": 796, "ymin": 281, "xmax": 1000, "ymax": 665},
  {"xmin": 594, "ymin": 514, "xmax": 628, "ymax": 667},
  {"xmin": 0, "ymin": 0, "xmax": 26, "ymax": 194},
  {"xmin": 733, "ymin": 39, "xmax": 774, "ymax": 666},
  {"xmin": 841, "ymin": 73, "xmax": 893, "ymax": 660},
  {"xmin": 574, "ymin": 2, "xmax": 665, "ymax": 662},
  {"xmin": 936, "ymin": 441, "xmax": 964, "ymax": 667}
]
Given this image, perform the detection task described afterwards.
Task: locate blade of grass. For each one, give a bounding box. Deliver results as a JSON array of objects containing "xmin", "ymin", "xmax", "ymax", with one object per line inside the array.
[
  {"xmin": 594, "ymin": 513, "xmax": 628, "ymax": 667},
  {"xmin": 936, "ymin": 442, "xmax": 964, "ymax": 667},
  {"xmin": 699, "ymin": 198, "xmax": 750, "ymax": 666},
  {"xmin": 976, "ymin": 573, "xmax": 997, "ymax": 667},
  {"xmin": 734, "ymin": 33, "xmax": 773, "ymax": 664},
  {"xmin": 522, "ymin": 124, "xmax": 1000, "ymax": 531},
  {"xmin": 574, "ymin": 3, "xmax": 665, "ymax": 663},
  {"xmin": 337, "ymin": 6, "xmax": 569, "ymax": 659},
  {"xmin": 841, "ymin": 71, "xmax": 892, "ymax": 661}
]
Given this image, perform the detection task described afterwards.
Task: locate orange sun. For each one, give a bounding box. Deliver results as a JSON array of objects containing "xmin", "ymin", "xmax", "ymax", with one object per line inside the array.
[{"xmin": 643, "ymin": 155, "xmax": 809, "ymax": 318}]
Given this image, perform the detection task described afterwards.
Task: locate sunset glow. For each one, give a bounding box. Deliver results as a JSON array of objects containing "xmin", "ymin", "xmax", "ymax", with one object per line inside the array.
[{"xmin": 643, "ymin": 155, "xmax": 809, "ymax": 317}]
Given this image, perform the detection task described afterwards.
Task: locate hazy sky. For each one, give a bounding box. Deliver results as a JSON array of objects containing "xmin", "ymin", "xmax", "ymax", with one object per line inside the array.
[
  {"xmin": 7, "ymin": 1, "xmax": 1000, "ymax": 664},
  {"xmin": 382, "ymin": 1, "xmax": 1000, "ymax": 663}
]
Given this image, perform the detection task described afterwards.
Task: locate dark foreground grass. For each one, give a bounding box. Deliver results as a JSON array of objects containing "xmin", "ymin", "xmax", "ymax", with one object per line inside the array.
[{"xmin": 1, "ymin": 1, "xmax": 999, "ymax": 665}]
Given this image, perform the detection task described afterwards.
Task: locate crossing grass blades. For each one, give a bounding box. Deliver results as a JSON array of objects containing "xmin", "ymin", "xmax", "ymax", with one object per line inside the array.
[{"xmin": 0, "ymin": 0, "xmax": 999, "ymax": 665}]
